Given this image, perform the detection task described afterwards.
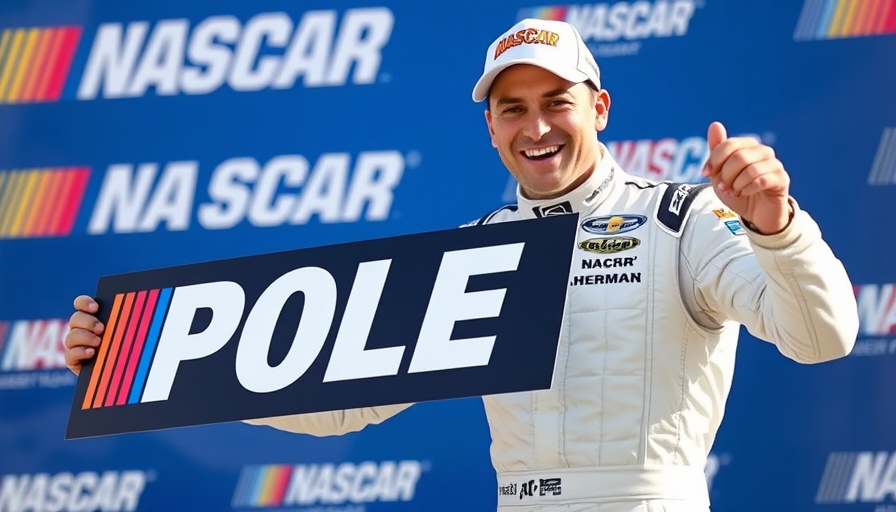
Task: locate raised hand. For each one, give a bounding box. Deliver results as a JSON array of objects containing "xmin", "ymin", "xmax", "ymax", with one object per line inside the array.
[{"xmin": 702, "ymin": 121, "xmax": 792, "ymax": 235}]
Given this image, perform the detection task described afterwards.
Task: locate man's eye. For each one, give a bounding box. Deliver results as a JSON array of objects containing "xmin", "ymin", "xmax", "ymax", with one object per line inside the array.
[{"xmin": 502, "ymin": 106, "xmax": 523, "ymax": 114}]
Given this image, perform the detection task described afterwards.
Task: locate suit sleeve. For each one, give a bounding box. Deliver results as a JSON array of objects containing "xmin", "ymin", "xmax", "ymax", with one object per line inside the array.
[
  {"xmin": 242, "ymin": 403, "xmax": 413, "ymax": 436},
  {"xmin": 679, "ymin": 191, "xmax": 858, "ymax": 363}
]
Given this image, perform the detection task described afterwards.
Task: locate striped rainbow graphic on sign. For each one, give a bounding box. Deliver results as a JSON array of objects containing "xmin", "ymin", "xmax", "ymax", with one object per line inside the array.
[
  {"xmin": 232, "ymin": 465, "xmax": 294, "ymax": 508},
  {"xmin": 0, "ymin": 26, "xmax": 81, "ymax": 104},
  {"xmin": 0, "ymin": 167, "xmax": 89, "ymax": 238},
  {"xmin": 81, "ymin": 289, "xmax": 173, "ymax": 409},
  {"xmin": 794, "ymin": 0, "xmax": 896, "ymax": 40}
]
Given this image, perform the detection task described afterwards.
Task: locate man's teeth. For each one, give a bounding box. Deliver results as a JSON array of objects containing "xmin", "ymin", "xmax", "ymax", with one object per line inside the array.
[{"xmin": 525, "ymin": 145, "xmax": 560, "ymax": 158}]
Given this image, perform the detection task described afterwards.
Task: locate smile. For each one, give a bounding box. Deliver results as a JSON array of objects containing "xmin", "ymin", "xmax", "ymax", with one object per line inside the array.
[{"xmin": 523, "ymin": 145, "xmax": 562, "ymax": 160}]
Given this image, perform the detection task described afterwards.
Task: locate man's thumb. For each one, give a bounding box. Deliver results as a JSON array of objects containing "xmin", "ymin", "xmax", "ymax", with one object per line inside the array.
[{"xmin": 707, "ymin": 121, "xmax": 727, "ymax": 150}]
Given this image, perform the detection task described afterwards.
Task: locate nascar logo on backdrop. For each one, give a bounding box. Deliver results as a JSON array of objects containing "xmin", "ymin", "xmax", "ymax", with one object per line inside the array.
[
  {"xmin": 0, "ymin": 7, "xmax": 394, "ymax": 105},
  {"xmin": 517, "ymin": 0, "xmax": 703, "ymax": 57},
  {"xmin": 0, "ymin": 318, "xmax": 75, "ymax": 390},
  {"xmin": 849, "ymin": 283, "xmax": 896, "ymax": 358},
  {"xmin": 4, "ymin": 150, "xmax": 413, "ymax": 238},
  {"xmin": 868, "ymin": 127, "xmax": 896, "ymax": 185},
  {"xmin": 0, "ymin": 27, "xmax": 81, "ymax": 104},
  {"xmin": 87, "ymin": 150, "xmax": 410, "ymax": 234},
  {"xmin": 231, "ymin": 460, "xmax": 426, "ymax": 508},
  {"xmin": 0, "ymin": 469, "xmax": 153, "ymax": 511},
  {"xmin": 0, "ymin": 167, "xmax": 89, "ymax": 238},
  {"xmin": 794, "ymin": 0, "xmax": 896, "ymax": 41},
  {"xmin": 815, "ymin": 451, "xmax": 896, "ymax": 505}
]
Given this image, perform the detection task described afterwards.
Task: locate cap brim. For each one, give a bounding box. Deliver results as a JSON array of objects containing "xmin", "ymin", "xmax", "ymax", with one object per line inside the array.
[{"xmin": 471, "ymin": 58, "xmax": 590, "ymax": 103}]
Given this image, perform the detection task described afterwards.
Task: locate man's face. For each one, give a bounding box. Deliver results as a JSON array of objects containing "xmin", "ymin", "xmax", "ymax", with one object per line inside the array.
[{"xmin": 485, "ymin": 65, "xmax": 609, "ymax": 200}]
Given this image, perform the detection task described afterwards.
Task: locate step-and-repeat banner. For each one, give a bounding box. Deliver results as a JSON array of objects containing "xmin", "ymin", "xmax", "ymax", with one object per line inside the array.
[{"xmin": 1, "ymin": 0, "xmax": 893, "ymax": 510}]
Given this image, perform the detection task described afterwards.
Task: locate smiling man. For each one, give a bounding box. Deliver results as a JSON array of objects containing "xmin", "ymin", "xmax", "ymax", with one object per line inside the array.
[
  {"xmin": 459, "ymin": 18, "xmax": 857, "ymax": 511},
  {"xmin": 65, "ymin": 17, "xmax": 859, "ymax": 512},
  {"xmin": 483, "ymin": 63, "xmax": 607, "ymax": 200},
  {"xmin": 474, "ymin": 21, "xmax": 608, "ymax": 201}
]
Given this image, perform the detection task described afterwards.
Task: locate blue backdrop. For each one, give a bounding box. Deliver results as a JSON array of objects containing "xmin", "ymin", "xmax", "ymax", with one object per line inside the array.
[{"xmin": 1, "ymin": 0, "xmax": 894, "ymax": 510}]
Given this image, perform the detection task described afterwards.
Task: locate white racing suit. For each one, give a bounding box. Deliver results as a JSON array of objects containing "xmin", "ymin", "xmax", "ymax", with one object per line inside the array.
[{"xmin": 246, "ymin": 145, "xmax": 858, "ymax": 511}]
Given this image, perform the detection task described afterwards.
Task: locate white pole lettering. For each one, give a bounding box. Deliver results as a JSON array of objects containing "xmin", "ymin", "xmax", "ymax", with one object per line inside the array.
[
  {"xmin": 323, "ymin": 259, "xmax": 405, "ymax": 382},
  {"xmin": 235, "ymin": 267, "xmax": 336, "ymax": 393},
  {"xmin": 141, "ymin": 281, "xmax": 245, "ymax": 402},
  {"xmin": 408, "ymin": 243, "xmax": 524, "ymax": 374}
]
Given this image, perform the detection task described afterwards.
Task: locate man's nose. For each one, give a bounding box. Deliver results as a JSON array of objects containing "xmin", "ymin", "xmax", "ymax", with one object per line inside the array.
[{"xmin": 522, "ymin": 112, "xmax": 550, "ymax": 141}]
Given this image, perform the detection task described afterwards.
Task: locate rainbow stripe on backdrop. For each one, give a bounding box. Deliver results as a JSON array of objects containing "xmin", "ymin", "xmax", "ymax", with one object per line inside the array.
[
  {"xmin": 81, "ymin": 288, "xmax": 173, "ymax": 410},
  {"xmin": 0, "ymin": 167, "xmax": 90, "ymax": 238},
  {"xmin": 0, "ymin": 26, "xmax": 81, "ymax": 104},
  {"xmin": 232, "ymin": 465, "xmax": 294, "ymax": 508},
  {"xmin": 0, "ymin": 322, "xmax": 8, "ymax": 363},
  {"xmin": 795, "ymin": 0, "xmax": 896, "ymax": 40},
  {"xmin": 517, "ymin": 6, "xmax": 569, "ymax": 21},
  {"xmin": 868, "ymin": 127, "xmax": 896, "ymax": 185}
]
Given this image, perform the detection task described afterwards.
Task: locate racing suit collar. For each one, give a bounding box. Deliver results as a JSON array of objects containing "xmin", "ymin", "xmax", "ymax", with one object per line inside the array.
[{"xmin": 517, "ymin": 143, "xmax": 618, "ymax": 219}]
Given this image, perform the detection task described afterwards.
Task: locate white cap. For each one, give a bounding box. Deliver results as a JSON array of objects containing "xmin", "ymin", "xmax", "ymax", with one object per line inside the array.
[{"xmin": 472, "ymin": 18, "xmax": 601, "ymax": 103}]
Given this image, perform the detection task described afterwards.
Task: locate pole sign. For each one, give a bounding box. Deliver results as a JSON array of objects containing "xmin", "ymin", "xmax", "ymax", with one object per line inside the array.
[{"xmin": 66, "ymin": 215, "xmax": 578, "ymax": 439}]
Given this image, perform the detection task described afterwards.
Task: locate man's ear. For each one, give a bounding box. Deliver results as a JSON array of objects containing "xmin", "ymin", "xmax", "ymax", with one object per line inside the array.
[
  {"xmin": 485, "ymin": 109, "xmax": 498, "ymax": 148},
  {"xmin": 594, "ymin": 89, "xmax": 611, "ymax": 132}
]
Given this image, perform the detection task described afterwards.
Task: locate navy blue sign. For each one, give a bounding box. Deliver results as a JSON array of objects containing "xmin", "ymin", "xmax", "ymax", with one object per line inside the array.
[{"xmin": 67, "ymin": 214, "xmax": 577, "ymax": 439}]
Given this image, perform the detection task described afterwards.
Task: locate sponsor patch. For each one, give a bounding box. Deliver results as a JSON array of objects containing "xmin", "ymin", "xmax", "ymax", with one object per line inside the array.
[
  {"xmin": 712, "ymin": 208, "xmax": 736, "ymax": 219},
  {"xmin": 578, "ymin": 236, "xmax": 640, "ymax": 254},
  {"xmin": 581, "ymin": 214, "xmax": 646, "ymax": 235},
  {"xmin": 580, "ymin": 256, "xmax": 637, "ymax": 269},
  {"xmin": 539, "ymin": 478, "xmax": 562, "ymax": 496},
  {"xmin": 571, "ymin": 272, "xmax": 641, "ymax": 286},
  {"xmin": 724, "ymin": 219, "xmax": 745, "ymax": 236},
  {"xmin": 534, "ymin": 201, "xmax": 573, "ymax": 217},
  {"xmin": 519, "ymin": 480, "xmax": 537, "ymax": 500},
  {"xmin": 498, "ymin": 483, "xmax": 517, "ymax": 496}
]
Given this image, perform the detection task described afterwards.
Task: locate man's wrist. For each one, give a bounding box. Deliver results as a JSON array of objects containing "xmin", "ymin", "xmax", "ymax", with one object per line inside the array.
[{"xmin": 741, "ymin": 199, "xmax": 795, "ymax": 235}]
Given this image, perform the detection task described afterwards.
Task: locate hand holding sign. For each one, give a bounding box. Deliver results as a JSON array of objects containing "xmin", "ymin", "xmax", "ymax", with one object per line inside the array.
[
  {"xmin": 66, "ymin": 215, "xmax": 577, "ymax": 439},
  {"xmin": 64, "ymin": 296, "xmax": 104, "ymax": 376}
]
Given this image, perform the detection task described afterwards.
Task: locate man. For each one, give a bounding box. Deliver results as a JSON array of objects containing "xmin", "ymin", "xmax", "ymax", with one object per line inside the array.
[{"xmin": 66, "ymin": 18, "xmax": 858, "ymax": 511}]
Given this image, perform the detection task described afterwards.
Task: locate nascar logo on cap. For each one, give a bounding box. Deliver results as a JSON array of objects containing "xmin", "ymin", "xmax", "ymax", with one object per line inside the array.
[
  {"xmin": 494, "ymin": 28, "xmax": 560, "ymax": 59},
  {"xmin": 471, "ymin": 18, "xmax": 600, "ymax": 103}
]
